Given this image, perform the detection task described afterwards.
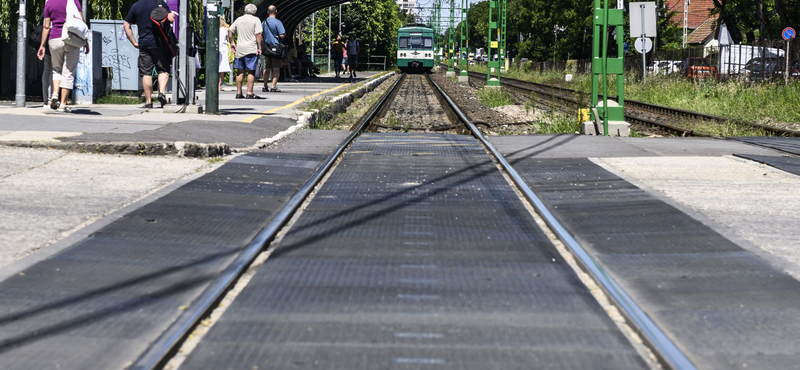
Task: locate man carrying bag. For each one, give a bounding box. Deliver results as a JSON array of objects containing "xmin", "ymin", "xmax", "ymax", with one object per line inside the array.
[{"xmin": 261, "ymin": 5, "xmax": 286, "ymax": 92}]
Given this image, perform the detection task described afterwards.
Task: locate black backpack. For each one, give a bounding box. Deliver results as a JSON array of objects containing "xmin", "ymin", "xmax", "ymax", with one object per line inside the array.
[{"xmin": 150, "ymin": 1, "xmax": 179, "ymax": 58}]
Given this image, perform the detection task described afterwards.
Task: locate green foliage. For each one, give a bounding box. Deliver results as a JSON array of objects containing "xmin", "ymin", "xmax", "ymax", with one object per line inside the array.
[
  {"xmin": 533, "ymin": 112, "xmax": 582, "ymax": 134},
  {"xmin": 475, "ymin": 87, "xmax": 514, "ymax": 107},
  {"xmin": 302, "ymin": 97, "xmax": 331, "ymax": 111},
  {"xmin": 1, "ymin": 0, "xmax": 205, "ymax": 41},
  {"xmin": 302, "ymin": 0, "xmax": 406, "ymax": 65},
  {"xmin": 97, "ymin": 92, "xmax": 140, "ymax": 104}
]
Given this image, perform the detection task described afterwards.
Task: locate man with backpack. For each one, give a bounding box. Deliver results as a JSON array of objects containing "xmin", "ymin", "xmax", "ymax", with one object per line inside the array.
[
  {"xmin": 229, "ymin": 3, "xmax": 263, "ymax": 99},
  {"xmin": 123, "ymin": 0, "xmax": 175, "ymax": 108},
  {"xmin": 261, "ymin": 5, "xmax": 286, "ymax": 92}
]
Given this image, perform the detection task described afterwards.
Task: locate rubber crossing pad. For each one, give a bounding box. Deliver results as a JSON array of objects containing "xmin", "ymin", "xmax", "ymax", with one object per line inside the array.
[
  {"xmin": 0, "ymin": 149, "xmax": 336, "ymax": 369},
  {"xmin": 733, "ymin": 137, "xmax": 800, "ymax": 156},
  {"xmin": 179, "ymin": 133, "xmax": 647, "ymax": 370},
  {"xmin": 734, "ymin": 154, "xmax": 800, "ymax": 176},
  {"xmin": 503, "ymin": 156, "xmax": 800, "ymax": 369}
]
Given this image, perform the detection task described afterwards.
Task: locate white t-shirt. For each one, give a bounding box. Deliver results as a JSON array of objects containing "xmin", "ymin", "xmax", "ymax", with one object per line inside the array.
[{"xmin": 346, "ymin": 40, "xmax": 359, "ymax": 56}]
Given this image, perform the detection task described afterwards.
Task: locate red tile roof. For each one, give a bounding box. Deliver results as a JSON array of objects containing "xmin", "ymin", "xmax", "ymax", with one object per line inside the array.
[
  {"xmin": 687, "ymin": 15, "xmax": 719, "ymax": 44},
  {"xmin": 666, "ymin": 0, "xmax": 715, "ymax": 30}
]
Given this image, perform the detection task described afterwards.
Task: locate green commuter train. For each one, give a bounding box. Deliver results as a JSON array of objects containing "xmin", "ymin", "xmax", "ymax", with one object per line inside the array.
[{"xmin": 396, "ymin": 25, "xmax": 435, "ymax": 73}]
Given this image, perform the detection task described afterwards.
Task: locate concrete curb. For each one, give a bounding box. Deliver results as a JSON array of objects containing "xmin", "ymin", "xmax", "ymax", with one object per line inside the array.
[
  {"xmin": 0, "ymin": 140, "xmax": 231, "ymax": 158},
  {"xmin": 252, "ymin": 72, "xmax": 396, "ymax": 149}
]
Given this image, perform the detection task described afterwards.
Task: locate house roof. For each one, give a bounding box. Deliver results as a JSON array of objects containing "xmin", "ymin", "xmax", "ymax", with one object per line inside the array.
[
  {"xmin": 687, "ymin": 15, "xmax": 719, "ymax": 44},
  {"xmin": 666, "ymin": 0, "xmax": 715, "ymax": 30}
]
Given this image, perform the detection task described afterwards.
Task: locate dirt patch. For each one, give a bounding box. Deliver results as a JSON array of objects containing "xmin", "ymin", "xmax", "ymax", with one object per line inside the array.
[{"xmin": 430, "ymin": 73, "xmax": 512, "ymax": 127}]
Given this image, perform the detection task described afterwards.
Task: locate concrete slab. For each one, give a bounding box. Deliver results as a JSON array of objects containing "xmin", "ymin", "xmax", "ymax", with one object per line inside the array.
[
  {"xmin": 0, "ymin": 72, "xmax": 384, "ymax": 154},
  {"xmin": 0, "ymin": 147, "xmax": 207, "ymax": 268}
]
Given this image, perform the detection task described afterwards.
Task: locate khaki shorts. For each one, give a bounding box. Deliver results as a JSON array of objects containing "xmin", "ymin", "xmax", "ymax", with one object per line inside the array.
[{"xmin": 264, "ymin": 57, "xmax": 282, "ymax": 69}]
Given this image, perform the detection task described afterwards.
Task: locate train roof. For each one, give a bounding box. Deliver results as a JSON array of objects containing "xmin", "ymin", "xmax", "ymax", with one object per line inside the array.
[{"xmin": 398, "ymin": 25, "xmax": 434, "ymax": 32}]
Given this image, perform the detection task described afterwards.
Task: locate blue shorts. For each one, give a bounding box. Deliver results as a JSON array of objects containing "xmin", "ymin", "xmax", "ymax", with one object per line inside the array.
[{"xmin": 234, "ymin": 54, "xmax": 258, "ymax": 72}]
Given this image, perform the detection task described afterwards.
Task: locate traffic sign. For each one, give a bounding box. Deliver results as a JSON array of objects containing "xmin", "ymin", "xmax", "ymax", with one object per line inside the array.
[
  {"xmin": 623, "ymin": 42, "xmax": 630, "ymax": 53},
  {"xmin": 634, "ymin": 37, "xmax": 652, "ymax": 54},
  {"xmin": 783, "ymin": 27, "xmax": 796, "ymax": 41}
]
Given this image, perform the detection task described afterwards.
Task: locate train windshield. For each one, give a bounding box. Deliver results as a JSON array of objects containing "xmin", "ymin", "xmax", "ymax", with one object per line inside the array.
[{"xmin": 399, "ymin": 36, "xmax": 433, "ymax": 49}]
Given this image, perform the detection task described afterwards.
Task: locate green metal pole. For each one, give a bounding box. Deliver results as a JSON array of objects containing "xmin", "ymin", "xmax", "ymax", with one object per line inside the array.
[
  {"xmin": 205, "ymin": 4, "xmax": 220, "ymax": 115},
  {"xmin": 448, "ymin": 0, "xmax": 455, "ymax": 73},
  {"xmin": 459, "ymin": 0, "xmax": 468, "ymax": 77},
  {"xmin": 601, "ymin": 0, "xmax": 609, "ymax": 135},
  {"xmin": 499, "ymin": 0, "xmax": 507, "ymax": 73},
  {"xmin": 486, "ymin": 0, "xmax": 499, "ymax": 86}
]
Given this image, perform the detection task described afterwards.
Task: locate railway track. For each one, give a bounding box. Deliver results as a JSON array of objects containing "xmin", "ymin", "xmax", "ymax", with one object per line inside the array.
[
  {"xmin": 460, "ymin": 68, "xmax": 800, "ymax": 138},
  {"xmin": 131, "ymin": 72, "xmax": 696, "ymax": 370}
]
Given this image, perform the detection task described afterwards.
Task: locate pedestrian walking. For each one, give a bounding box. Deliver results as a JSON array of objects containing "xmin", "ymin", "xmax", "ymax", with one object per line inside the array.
[
  {"xmin": 123, "ymin": 0, "xmax": 175, "ymax": 108},
  {"xmin": 218, "ymin": 16, "xmax": 232, "ymax": 91},
  {"xmin": 261, "ymin": 5, "xmax": 286, "ymax": 92},
  {"xmin": 331, "ymin": 35, "xmax": 345, "ymax": 79},
  {"xmin": 37, "ymin": 0, "xmax": 90, "ymax": 113},
  {"xmin": 346, "ymin": 34, "xmax": 360, "ymax": 80},
  {"xmin": 31, "ymin": 18, "xmax": 58, "ymax": 108},
  {"xmin": 229, "ymin": 3, "xmax": 263, "ymax": 99}
]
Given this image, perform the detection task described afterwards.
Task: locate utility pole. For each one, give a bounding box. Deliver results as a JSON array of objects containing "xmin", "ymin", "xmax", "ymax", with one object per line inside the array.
[
  {"xmin": 682, "ymin": 0, "xmax": 688, "ymax": 48},
  {"xmin": 446, "ymin": 0, "xmax": 455, "ymax": 76},
  {"xmin": 229, "ymin": 0, "xmax": 234, "ymax": 85},
  {"xmin": 15, "ymin": 0, "xmax": 27, "ymax": 107},
  {"xmin": 328, "ymin": 7, "xmax": 331, "ymax": 73},
  {"xmin": 457, "ymin": 0, "xmax": 468, "ymax": 82},
  {"xmin": 177, "ymin": 0, "xmax": 188, "ymax": 104},
  {"xmin": 312, "ymin": 13, "xmax": 315, "ymax": 63},
  {"xmin": 339, "ymin": 4, "xmax": 342, "ymax": 35},
  {"xmin": 205, "ymin": 1, "xmax": 220, "ymax": 114}
]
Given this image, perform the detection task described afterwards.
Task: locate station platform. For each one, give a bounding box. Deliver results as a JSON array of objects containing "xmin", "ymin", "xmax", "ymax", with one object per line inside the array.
[
  {"xmin": 0, "ymin": 73, "xmax": 381, "ymax": 155},
  {"xmin": 1, "ymin": 131, "xmax": 800, "ymax": 369}
]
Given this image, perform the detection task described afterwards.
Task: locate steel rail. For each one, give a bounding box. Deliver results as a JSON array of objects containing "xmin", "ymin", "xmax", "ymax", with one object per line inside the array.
[
  {"xmin": 130, "ymin": 73, "xmax": 407, "ymax": 370},
  {"xmin": 461, "ymin": 68, "xmax": 800, "ymax": 137},
  {"xmin": 426, "ymin": 74, "xmax": 697, "ymax": 370}
]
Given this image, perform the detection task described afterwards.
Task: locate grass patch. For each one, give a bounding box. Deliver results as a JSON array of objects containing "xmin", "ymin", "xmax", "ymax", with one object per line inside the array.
[
  {"xmin": 301, "ymin": 97, "xmax": 331, "ymax": 112},
  {"xmin": 532, "ymin": 112, "xmax": 582, "ymax": 134},
  {"xmin": 97, "ymin": 93, "xmax": 141, "ymax": 105},
  {"xmin": 473, "ymin": 64, "xmax": 800, "ymax": 127},
  {"xmin": 475, "ymin": 87, "xmax": 514, "ymax": 108},
  {"xmin": 206, "ymin": 157, "xmax": 226, "ymax": 164}
]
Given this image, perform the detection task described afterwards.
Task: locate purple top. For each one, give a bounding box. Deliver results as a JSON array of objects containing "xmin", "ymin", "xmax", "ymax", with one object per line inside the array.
[{"xmin": 43, "ymin": 0, "xmax": 83, "ymax": 40}]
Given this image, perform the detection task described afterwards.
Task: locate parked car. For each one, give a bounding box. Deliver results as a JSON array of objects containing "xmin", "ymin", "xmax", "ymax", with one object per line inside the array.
[
  {"xmin": 648, "ymin": 60, "xmax": 682, "ymax": 75},
  {"xmin": 683, "ymin": 57, "xmax": 718, "ymax": 80},
  {"xmin": 743, "ymin": 57, "xmax": 785, "ymax": 81}
]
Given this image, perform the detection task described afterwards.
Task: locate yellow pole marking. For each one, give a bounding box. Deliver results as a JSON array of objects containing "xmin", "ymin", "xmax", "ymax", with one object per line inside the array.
[{"xmin": 241, "ymin": 83, "xmax": 351, "ymax": 123}]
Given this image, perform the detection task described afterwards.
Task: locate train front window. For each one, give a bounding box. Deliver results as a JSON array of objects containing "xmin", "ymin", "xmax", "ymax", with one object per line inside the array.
[{"xmin": 399, "ymin": 36, "xmax": 433, "ymax": 49}]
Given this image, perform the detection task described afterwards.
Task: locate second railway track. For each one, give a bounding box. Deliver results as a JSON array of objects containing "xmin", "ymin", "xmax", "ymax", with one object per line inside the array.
[{"xmin": 460, "ymin": 68, "xmax": 800, "ymax": 138}]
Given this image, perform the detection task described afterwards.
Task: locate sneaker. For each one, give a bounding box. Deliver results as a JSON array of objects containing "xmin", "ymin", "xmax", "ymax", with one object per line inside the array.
[
  {"xmin": 157, "ymin": 93, "xmax": 167, "ymax": 108},
  {"xmin": 55, "ymin": 106, "xmax": 72, "ymax": 113},
  {"xmin": 50, "ymin": 97, "xmax": 59, "ymax": 110},
  {"xmin": 262, "ymin": 87, "xmax": 269, "ymax": 92},
  {"xmin": 246, "ymin": 94, "xmax": 264, "ymax": 99},
  {"xmin": 236, "ymin": 94, "xmax": 245, "ymax": 99},
  {"xmin": 270, "ymin": 87, "xmax": 281, "ymax": 92},
  {"xmin": 141, "ymin": 103, "xmax": 153, "ymax": 109}
]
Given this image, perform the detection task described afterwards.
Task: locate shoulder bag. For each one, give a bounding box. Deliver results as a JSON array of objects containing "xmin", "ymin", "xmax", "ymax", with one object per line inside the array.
[{"xmin": 62, "ymin": 0, "xmax": 89, "ymax": 47}]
